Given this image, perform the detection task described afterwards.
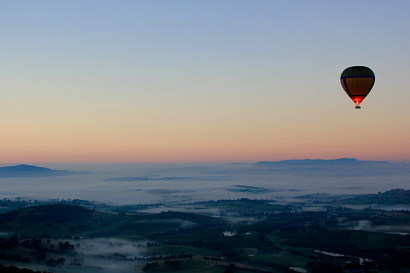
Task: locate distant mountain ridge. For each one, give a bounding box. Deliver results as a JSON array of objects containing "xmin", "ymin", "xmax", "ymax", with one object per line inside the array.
[
  {"xmin": 0, "ymin": 164, "xmax": 78, "ymax": 178},
  {"xmin": 254, "ymin": 158, "xmax": 389, "ymax": 167}
]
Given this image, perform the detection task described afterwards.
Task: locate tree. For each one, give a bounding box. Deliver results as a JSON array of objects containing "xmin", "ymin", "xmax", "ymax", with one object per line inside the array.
[{"xmin": 224, "ymin": 263, "xmax": 236, "ymax": 273}]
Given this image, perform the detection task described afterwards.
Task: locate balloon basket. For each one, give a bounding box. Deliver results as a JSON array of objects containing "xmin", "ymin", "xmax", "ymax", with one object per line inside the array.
[{"xmin": 355, "ymin": 106, "xmax": 361, "ymax": 109}]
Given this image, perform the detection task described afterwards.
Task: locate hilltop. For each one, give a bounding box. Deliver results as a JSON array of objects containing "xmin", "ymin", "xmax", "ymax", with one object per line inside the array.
[
  {"xmin": 343, "ymin": 189, "xmax": 410, "ymax": 205},
  {"xmin": 252, "ymin": 158, "xmax": 404, "ymax": 177},
  {"xmin": 254, "ymin": 158, "xmax": 389, "ymax": 167},
  {"xmin": 0, "ymin": 203, "xmax": 224, "ymax": 238},
  {"xmin": 0, "ymin": 164, "xmax": 80, "ymax": 178}
]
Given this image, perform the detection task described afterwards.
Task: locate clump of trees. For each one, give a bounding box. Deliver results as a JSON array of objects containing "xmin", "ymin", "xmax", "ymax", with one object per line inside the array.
[
  {"xmin": 224, "ymin": 263, "xmax": 236, "ymax": 273},
  {"xmin": 143, "ymin": 261, "xmax": 158, "ymax": 271}
]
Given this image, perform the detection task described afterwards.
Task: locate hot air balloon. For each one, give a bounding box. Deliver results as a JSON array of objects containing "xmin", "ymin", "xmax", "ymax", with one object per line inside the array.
[{"xmin": 340, "ymin": 66, "xmax": 375, "ymax": 109}]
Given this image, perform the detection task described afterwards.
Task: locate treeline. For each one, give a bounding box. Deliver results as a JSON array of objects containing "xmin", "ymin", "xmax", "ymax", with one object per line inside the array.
[
  {"xmin": 0, "ymin": 236, "xmax": 75, "ymax": 267},
  {"xmin": 0, "ymin": 264, "xmax": 52, "ymax": 273},
  {"xmin": 138, "ymin": 253, "xmax": 193, "ymax": 261}
]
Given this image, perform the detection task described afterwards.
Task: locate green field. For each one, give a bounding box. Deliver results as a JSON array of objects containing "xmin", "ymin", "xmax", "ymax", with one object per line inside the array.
[{"xmin": 0, "ymin": 196, "xmax": 410, "ymax": 273}]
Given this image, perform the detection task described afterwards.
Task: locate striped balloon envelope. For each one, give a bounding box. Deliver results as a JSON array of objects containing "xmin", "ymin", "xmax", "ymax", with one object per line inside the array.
[{"xmin": 340, "ymin": 66, "xmax": 375, "ymax": 109}]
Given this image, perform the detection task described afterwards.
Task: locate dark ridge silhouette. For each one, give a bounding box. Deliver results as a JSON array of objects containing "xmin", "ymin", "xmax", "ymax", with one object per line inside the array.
[
  {"xmin": 254, "ymin": 158, "xmax": 389, "ymax": 167},
  {"xmin": 0, "ymin": 204, "xmax": 92, "ymax": 224},
  {"xmin": 252, "ymin": 158, "xmax": 401, "ymax": 177},
  {"xmin": 0, "ymin": 164, "xmax": 81, "ymax": 178}
]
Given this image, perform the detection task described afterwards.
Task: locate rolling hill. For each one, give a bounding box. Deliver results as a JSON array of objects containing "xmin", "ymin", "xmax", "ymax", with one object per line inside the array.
[{"xmin": 0, "ymin": 164, "xmax": 80, "ymax": 178}]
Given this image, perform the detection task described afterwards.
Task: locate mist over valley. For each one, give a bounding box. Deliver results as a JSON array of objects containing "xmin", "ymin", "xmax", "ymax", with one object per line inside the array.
[
  {"xmin": 1, "ymin": 159, "xmax": 409, "ymax": 206},
  {"xmin": 1, "ymin": 159, "xmax": 410, "ymax": 272}
]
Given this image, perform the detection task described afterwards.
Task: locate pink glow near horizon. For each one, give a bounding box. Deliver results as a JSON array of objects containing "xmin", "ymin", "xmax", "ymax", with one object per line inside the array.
[{"xmin": 1, "ymin": 1, "xmax": 409, "ymax": 164}]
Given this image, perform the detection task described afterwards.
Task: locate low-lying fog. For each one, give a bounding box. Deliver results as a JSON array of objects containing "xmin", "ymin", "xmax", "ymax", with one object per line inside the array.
[
  {"xmin": 23, "ymin": 238, "xmax": 148, "ymax": 273},
  {"xmin": 69, "ymin": 238, "xmax": 144, "ymax": 273},
  {"xmin": 1, "ymin": 162, "xmax": 409, "ymax": 205}
]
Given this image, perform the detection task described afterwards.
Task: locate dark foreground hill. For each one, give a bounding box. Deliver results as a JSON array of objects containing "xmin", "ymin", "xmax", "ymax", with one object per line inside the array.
[
  {"xmin": 0, "ymin": 204, "xmax": 103, "ymax": 237},
  {"xmin": 0, "ymin": 164, "xmax": 79, "ymax": 178},
  {"xmin": 0, "ymin": 201, "xmax": 410, "ymax": 273},
  {"xmin": 0, "ymin": 204, "xmax": 225, "ymax": 238},
  {"xmin": 0, "ymin": 204, "xmax": 92, "ymax": 224}
]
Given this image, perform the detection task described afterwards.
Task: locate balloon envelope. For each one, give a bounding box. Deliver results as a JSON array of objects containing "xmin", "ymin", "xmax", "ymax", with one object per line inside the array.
[{"xmin": 340, "ymin": 66, "xmax": 375, "ymax": 107}]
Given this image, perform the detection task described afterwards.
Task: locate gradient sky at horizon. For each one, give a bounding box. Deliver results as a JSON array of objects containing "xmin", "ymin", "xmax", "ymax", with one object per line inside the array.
[{"xmin": 1, "ymin": 1, "xmax": 409, "ymax": 163}]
